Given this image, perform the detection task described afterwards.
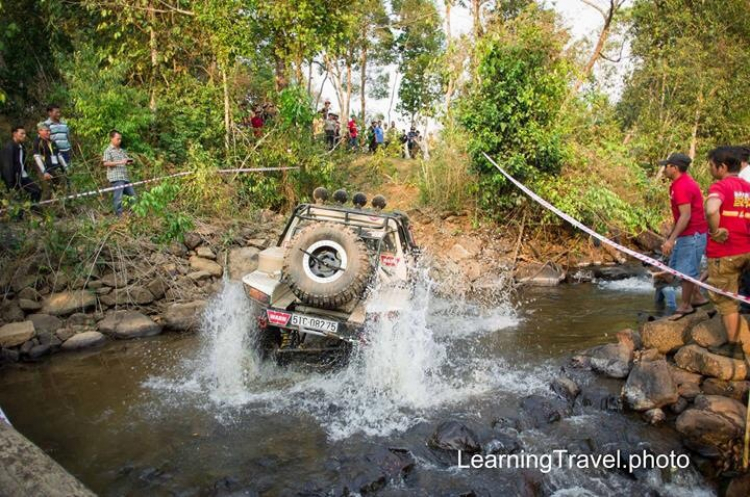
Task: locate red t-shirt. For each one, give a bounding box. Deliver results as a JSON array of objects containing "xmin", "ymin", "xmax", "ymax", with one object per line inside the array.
[
  {"xmin": 669, "ymin": 173, "xmax": 708, "ymax": 237},
  {"xmin": 706, "ymin": 176, "xmax": 750, "ymax": 258},
  {"xmin": 348, "ymin": 120, "xmax": 358, "ymax": 138}
]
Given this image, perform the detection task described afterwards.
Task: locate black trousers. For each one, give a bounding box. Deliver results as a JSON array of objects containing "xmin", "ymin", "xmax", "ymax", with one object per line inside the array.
[{"xmin": 19, "ymin": 177, "xmax": 42, "ymax": 203}]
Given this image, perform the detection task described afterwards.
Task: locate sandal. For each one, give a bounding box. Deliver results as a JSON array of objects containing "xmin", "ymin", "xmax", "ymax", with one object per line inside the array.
[{"xmin": 667, "ymin": 309, "xmax": 696, "ymax": 321}]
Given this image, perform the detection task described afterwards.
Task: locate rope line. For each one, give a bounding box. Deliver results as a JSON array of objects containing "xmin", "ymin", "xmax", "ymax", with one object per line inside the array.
[
  {"xmin": 482, "ymin": 152, "xmax": 750, "ymax": 305},
  {"xmin": 0, "ymin": 166, "xmax": 299, "ymax": 214}
]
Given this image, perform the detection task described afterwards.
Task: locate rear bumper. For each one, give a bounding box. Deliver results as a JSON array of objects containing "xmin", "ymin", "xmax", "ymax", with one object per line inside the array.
[{"xmin": 258, "ymin": 306, "xmax": 361, "ymax": 343}]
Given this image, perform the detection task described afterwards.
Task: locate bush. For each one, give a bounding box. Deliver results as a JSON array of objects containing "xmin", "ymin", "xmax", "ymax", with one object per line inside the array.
[{"xmin": 419, "ymin": 126, "xmax": 477, "ymax": 211}]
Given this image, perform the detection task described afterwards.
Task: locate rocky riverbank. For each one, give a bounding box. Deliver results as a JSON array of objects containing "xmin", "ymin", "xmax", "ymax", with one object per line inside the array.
[
  {"xmin": 0, "ymin": 211, "xmax": 286, "ymax": 365},
  {"xmin": 567, "ymin": 310, "xmax": 750, "ymax": 493}
]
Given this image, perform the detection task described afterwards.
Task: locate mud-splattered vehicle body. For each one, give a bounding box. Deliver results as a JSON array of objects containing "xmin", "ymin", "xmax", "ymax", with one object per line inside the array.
[{"xmin": 242, "ymin": 193, "xmax": 419, "ymax": 366}]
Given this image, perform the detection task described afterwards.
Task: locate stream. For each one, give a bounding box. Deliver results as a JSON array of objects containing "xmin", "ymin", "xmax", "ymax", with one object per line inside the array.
[{"xmin": 0, "ymin": 275, "xmax": 717, "ymax": 496}]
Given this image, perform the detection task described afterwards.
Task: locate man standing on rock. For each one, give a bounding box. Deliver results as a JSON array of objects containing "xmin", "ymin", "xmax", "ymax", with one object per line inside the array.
[
  {"xmin": 660, "ymin": 153, "xmax": 710, "ymax": 319},
  {"xmin": 704, "ymin": 146, "xmax": 750, "ymax": 349}
]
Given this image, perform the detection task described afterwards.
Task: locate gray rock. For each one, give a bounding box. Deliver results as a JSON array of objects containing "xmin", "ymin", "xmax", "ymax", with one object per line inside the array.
[
  {"xmin": 61, "ymin": 331, "xmax": 106, "ymax": 350},
  {"xmin": 189, "ymin": 256, "xmax": 223, "ymax": 277},
  {"xmin": 98, "ymin": 311, "xmax": 162, "ymax": 339},
  {"xmin": 100, "ymin": 272, "xmax": 130, "ymax": 288},
  {"xmin": 55, "ymin": 328, "xmax": 75, "ymax": 342},
  {"xmin": 1, "ymin": 348, "xmax": 19, "ymax": 363},
  {"xmin": 18, "ymin": 299, "xmax": 41, "ymax": 312},
  {"xmin": 701, "ymin": 378, "xmax": 750, "ymax": 402},
  {"xmin": 669, "ymin": 364, "xmax": 702, "ymax": 400},
  {"xmin": 183, "ymin": 232, "xmax": 202, "ymax": 250},
  {"xmin": 195, "ymin": 246, "xmax": 216, "ymax": 260},
  {"xmin": 147, "ymin": 278, "xmax": 168, "ymax": 300},
  {"xmin": 616, "ymin": 328, "xmax": 642, "ymax": 350},
  {"xmin": 51, "ymin": 273, "xmax": 69, "ymax": 292},
  {"xmin": 427, "ymin": 421, "xmax": 481, "ymax": 453},
  {"xmin": 100, "ymin": 286, "xmax": 155, "ymax": 307},
  {"xmin": 575, "ymin": 342, "xmax": 633, "ymax": 379},
  {"xmin": 17, "ymin": 287, "xmax": 40, "ymax": 301},
  {"xmin": 520, "ymin": 394, "xmax": 571, "ymax": 427},
  {"xmin": 640, "ymin": 311, "xmax": 711, "ymax": 354},
  {"xmin": 19, "ymin": 340, "xmax": 34, "ymax": 355},
  {"xmin": 28, "ymin": 343, "xmax": 51, "ymax": 360},
  {"xmin": 0, "ymin": 321, "xmax": 36, "ymax": 348},
  {"xmin": 676, "ymin": 395, "xmax": 747, "ymax": 455},
  {"xmin": 515, "ymin": 263, "xmax": 566, "ymax": 287},
  {"xmin": 187, "ymin": 271, "xmax": 212, "ymax": 282},
  {"xmin": 551, "ymin": 375, "xmax": 580, "ymax": 401},
  {"xmin": 67, "ymin": 313, "xmax": 96, "ymax": 329},
  {"xmin": 691, "ymin": 315, "xmax": 727, "ymax": 349},
  {"xmin": 0, "ymin": 300, "xmax": 24, "ymax": 323},
  {"xmin": 228, "ymin": 247, "xmax": 260, "ymax": 280},
  {"xmin": 168, "ymin": 242, "xmax": 188, "ymax": 257},
  {"xmin": 163, "ymin": 301, "xmax": 206, "ymax": 331},
  {"xmin": 643, "ymin": 408, "xmax": 665, "ymax": 425},
  {"xmin": 41, "ymin": 291, "xmax": 97, "ymax": 316},
  {"xmin": 675, "ymin": 344, "xmax": 747, "ymax": 380},
  {"xmin": 622, "ymin": 359, "xmax": 679, "ymax": 411}
]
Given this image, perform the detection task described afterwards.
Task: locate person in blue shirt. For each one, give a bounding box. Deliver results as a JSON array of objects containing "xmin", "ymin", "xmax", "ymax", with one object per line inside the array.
[
  {"xmin": 374, "ymin": 121, "xmax": 384, "ymax": 151},
  {"xmin": 44, "ymin": 104, "xmax": 73, "ymax": 171}
]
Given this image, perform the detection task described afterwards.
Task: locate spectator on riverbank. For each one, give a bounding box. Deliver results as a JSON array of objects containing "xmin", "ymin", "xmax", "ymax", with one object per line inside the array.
[
  {"xmin": 324, "ymin": 113, "xmax": 336, "ymax": 150},
  {"xmin": 736, "ymin": 146, "xmax": 750, "ymax": 183},
  {"xmin": 44, "ymin": 104, "xmax": 73, "ymax": 172},
  {"xmin": 704, "ymin": 146, "xmax": 750, "ymax": 350},
  {"xmin": 659, "ymin": 153, "xmax": 709, "ymax": 319},
  {"xmin": 103, "ymin": 130, "xmax": 136, "ymax": 217},
  {"xmin": 374, "ymin": 121, "xmax": 384, "ymax": 150},
  {"xmin": 367, "ymin": 122, "xmax": 377, "ymax": 153},
  {"xmin": 1, "ymin": 126, "xmax": 41, "ymax": 203},
  {"xmin": 251, "ymin": 107, "xmax": 264, "ymax": 137},
  {"xmin": 32, "ymin": 123, "xmax": 68, "ymax": 200},
  {"xmin": 347, "ymin": 116, "xmax": 358, "ymax": 151}
]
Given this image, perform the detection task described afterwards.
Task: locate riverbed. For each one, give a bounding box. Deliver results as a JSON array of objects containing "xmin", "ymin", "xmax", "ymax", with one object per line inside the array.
[{"xmin": 0, "ymin": 276, "xmax": 715, "ymax": 496}]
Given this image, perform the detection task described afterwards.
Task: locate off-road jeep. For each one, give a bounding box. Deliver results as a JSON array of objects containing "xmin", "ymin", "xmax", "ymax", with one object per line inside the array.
[{"xmin": 242, "ymin": 189, "xmax": 420, "ymax": 366}]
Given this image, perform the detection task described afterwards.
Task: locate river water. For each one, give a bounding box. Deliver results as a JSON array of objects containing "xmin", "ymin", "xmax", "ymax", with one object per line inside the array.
[{"xmin": 0, "ymin": 275, "xmax": 717, "ymax": 496}]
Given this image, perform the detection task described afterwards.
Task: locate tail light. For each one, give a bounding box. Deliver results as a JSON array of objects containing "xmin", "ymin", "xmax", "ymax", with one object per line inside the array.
[{"xmin": 248, "ymin": 287, "xmax": 270, "ymax": 304}]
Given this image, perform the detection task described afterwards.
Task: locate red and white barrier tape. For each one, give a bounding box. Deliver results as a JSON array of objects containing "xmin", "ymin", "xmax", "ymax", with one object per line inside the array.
[
  {"xmin": 482, "ymin": 152, "xmax": 750, "ymax": 304},
  {"xmin": 0, "ymin": 166, "xmax": 299, "ymax": 214}
]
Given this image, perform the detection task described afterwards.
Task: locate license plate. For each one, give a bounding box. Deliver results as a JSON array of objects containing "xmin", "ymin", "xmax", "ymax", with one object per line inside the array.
[{"xmin": 291, "ymin": 314, "xmax": 338, "ymax": 333}]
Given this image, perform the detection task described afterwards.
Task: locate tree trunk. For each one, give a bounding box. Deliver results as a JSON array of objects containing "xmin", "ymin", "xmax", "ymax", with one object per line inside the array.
[
  {"xmin": 388, "ymin": 72, "xmax": 399, "ymax": 125},
  {"xmin": 274, "ymin": 53, "xmax": 288, "ymax": 91},
  {"xmin": 573, "ymin": 0, "xmax": 616, "ymax": 93},
  {"xmin": 222, "ymin": 67, "xmax": 232, "ymax": 153},
  {"xmin": 148, "ymin": 0, "xmax": 158, "ymax": 111},
  {"xmin": 360, "ymin": 26, "xmax": 368, "ymax": 125},
  {"xmin": 344, "ymin": 51, "xmax": 352, "ymax": 129},
  {"xmin": 444, "ymin": 0, "xmax": 454, "ymax": 117},
  {"xmin": 471, "ymin": 0, "xmax": 482, "ymax": 40}
]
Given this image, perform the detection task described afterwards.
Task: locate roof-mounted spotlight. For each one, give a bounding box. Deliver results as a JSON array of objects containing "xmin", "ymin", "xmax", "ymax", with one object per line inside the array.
[
  {"xmin": 313, "ymin": 187, "xmax": 329, "ymax": 204},
  {"xmin": 372, "ymin": 195, "xmax": 387, "ymax": 210},
  {"xmin": 333, "ymin": 189, "xmax": 349, "ymax": 204},
  {"xmin": 353, "ymin": 192, "xmax": 367, "ymax": 208}
]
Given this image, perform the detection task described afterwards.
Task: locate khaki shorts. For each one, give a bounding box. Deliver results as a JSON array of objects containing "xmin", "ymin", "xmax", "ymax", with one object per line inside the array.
[{"xmin": 707, "ymin": 253, "xmax": 750, "ymax": 315}]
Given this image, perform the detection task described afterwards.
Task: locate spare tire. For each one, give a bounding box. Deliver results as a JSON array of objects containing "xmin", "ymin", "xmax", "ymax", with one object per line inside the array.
[{"xmin": 282, "ymin": 223, "xmax": 373, "ymax": 309}]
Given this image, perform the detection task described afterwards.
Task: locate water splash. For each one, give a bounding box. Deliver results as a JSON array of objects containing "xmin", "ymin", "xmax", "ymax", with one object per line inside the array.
[{"xmin": 597, "ymin": 276, "xmax": 655, "ymax": 293}]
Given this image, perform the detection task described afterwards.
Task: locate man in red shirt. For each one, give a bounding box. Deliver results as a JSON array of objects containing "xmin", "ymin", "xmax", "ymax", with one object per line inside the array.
[
  {"xmin": 347, "ymin": 116, "xmax": 358, "ymax": 152},
  {"xmin": 660, "ymin": 153, "xmax": 709, "ymax": 318},
  {"xmin": 705, "ymin": 146, "xmax": 750, "ymax": 347}
]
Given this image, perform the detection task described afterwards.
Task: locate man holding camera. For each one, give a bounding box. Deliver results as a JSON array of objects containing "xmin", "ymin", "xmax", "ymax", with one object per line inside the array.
[{"xmin": 102, "ymin": 129, "xmax": 136, "ymax": 216}]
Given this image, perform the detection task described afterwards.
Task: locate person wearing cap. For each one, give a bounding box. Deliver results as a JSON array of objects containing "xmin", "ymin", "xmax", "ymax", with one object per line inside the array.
[
  {"xmin": 32, "ymin": 122, "xmax": 68, "ymax": 199},
  {"xmin": 704, "ymin": 146, "xmax": 750, "ymax": 350},
  {"xmin": 321, "ymin": 99, "xmax": 331, "ymax": 119},
  {"xmin": 324, "ymin": 112, "xmax": 337, "ymax": 150},
  {"xmin": 659, "ymin": 152, "xmax": 709, "ymax": 319}
]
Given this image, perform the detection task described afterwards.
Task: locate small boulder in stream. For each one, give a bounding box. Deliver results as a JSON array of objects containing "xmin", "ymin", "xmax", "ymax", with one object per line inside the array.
[
  {"xmin": 674, "ymin": 344, "xmax": 747, "ymax": 381},
  {"xmin": 60, "ymin": 331, "xmax": 106, "ymax": 350},
  {"xmin": 640, "ymin": 311, "xmax": 711, "ymax": 354},
  {"xmin": 519, "ymin": 394, "xmax": 572, "ymax": 428},
  {"xmin": 98, "ymin": 311, "xmax": 162, "ymax": 339},
  {"xmin": 163, "ymin": 300, "xmax": 207, "ymax": 331},
  {"xmin": 514, "ymin": 263, "xmax": 566, "ymax": 287},
  {"xmin": 427, "ymin": 420, "xmax": 481, "ymax": 454},
  {"xmin": 572, "ymin": 342, "xmax": 633, "ymax": 379},
  {"xmin": 622, "ymin": 359, "xmax": 679, "ymax": 411},
  {"xmin": 676, "ymin": 394, "xmax": 747, "ymax": 458}
]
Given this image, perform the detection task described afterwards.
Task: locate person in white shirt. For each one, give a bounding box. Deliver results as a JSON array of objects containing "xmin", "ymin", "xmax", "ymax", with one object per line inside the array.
[{"xmin": 737, "ymin": 146, "xmax": 750, "ymax": 183}]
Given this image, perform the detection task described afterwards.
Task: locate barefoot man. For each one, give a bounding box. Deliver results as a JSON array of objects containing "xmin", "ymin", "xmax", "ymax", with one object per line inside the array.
[
  {"xmin": 660, "ymin": 153, "xmax": 710, "ymax": 318},
  {"xmin": 704, "ymin": 146, "xmax": 750, "ymax": 348}
]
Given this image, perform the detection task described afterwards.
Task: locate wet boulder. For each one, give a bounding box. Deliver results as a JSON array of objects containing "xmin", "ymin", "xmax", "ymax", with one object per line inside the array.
[
  {"xmin": 726, "ymin": 473, "xmax": 750, "ymax": 497},
  {"xmin": 163, "ymin": 301, "xmax": 207, "ymax": 331},
  {"xmin": 668, "ymin": 364, "xmax": 702, "ymax": 400},
  {"xmin": 691, "ymin": 315, "xmax": 727, "ymax": 349},
  {"xmin": 98, "ymin": 311, "xmax": 162, "ymax": 339},
  {"xmin": 640, "ymin": 311, "xmax": 711, "ymax": 354},
  {"xmin": 486, "ymin": 432, "xmax": 523, "ymax": 455},
  {"xmin": 643, "ymin": 408, "xmax": 666, "ymax": 425},
  {"xmin": 622, "ymin": 359, "xmax": 679, "ymax": 411},
  {"xmin": 551, "ymin": 375, "xmax": 580, "ymax": 402},
  {"xmin": 60, "ymin": 331, "xmax": 106, "ymax": 350},
  {"xmin": 41, "ymin": 291, "xmax": 97, "ymax": 316},
  {"xmin": 576, "ymin": 384, "xmax": 623, "ymax": 412},
  {"xmin": 427, "ymin": 421, "xmax": 481, "ymax": 454},
  {"xmin": 0, "ymin": 321, "xmax": 36, "ymax": 348},
  {"xmin": 573, "ymin": 342, "xmax": 633, "ymax": 379},
  {"xmin": 702, "ymin": 378, "xmax": 750, "ymax": 402},
  {"xmin": 519, "ymin": 395, "xmax": 571, "ymax": 428},
  {"xmin": 189, "ymin": 256, "xmax": 223, "ymax": 278},
  {"xmin": 676, "ymin": 395, "xmax": 746, "ymax": 458},
  {"xmin": 675, "ymin": 344, "xmax": 747, "ymax": 381},
  {"xmin": 616, "ymin": 328, "xmax": 642, "ymax": 351},
  {"xmin": 514, "ymin": 263, "xmax": 565, "ymax": 287}
]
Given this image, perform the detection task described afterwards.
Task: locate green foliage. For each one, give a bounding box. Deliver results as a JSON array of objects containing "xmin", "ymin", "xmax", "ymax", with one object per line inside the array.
[
  {"xmin": 64, "ymin": 45, "xmax": 153, "ymax": 156},
  {"xmin": 419, "ymin": 126, "xmax": 477, "ymax": 211},
  {"xmin": 131, "ymin": 180, "xmax": 194, "ymax": 243},
  {"xmin": 459, "ymin": 5, "xmax": 573, "ymax": 213},
  {"xmin": 278, "ymin": 85, "xmax": 315, "ymax": 128}
]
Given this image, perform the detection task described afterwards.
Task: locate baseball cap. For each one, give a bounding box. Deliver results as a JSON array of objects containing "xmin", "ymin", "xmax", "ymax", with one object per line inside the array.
[
  {"xmin": 36, "ymin": 122, "xmax": 50, "ymax": 131},
  {"xmin": 658, "ymin": 153, "xmax": 692, "ymax": 168}
]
